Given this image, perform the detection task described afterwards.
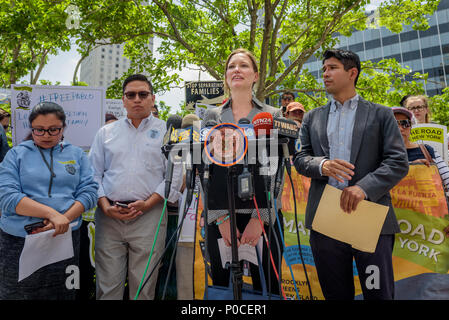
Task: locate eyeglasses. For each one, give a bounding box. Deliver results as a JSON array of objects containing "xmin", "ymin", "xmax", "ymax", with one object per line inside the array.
[
  {"xmin": 124, "ymin": 91, "xmax": 152, "ymax": 100},
  {"xmin": 396, "ymin": 119, "xmax": 412, "ymax": 129},
  {"xmin": 31, "ymin": 127, "xmax": 63, "ymax": 136},
  {"xmin": 281, "ymin": 96, "xmax": 294, "ymax": 101},
  {"xmin": 407, "ymin": 105, "xmax": 426, "ymax": 112}
]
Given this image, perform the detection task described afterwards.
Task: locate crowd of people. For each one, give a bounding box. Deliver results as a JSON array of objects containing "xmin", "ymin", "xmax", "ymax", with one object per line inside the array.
[{"xmin": 0, "ymin": 47, "xmax": 448, "ymax": 300}]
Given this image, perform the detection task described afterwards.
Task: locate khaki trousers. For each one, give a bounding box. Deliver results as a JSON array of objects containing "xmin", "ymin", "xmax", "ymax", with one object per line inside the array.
[{"xmin": 95, "ymin": 203, "xmax": 167, "ymax": 300}]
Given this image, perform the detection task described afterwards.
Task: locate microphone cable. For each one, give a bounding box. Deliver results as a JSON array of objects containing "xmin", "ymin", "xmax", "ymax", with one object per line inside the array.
[
  {"xmin": 253, "ymin": 196, "xmax": 287, "ymax": 299},
  {"xmin": 162, "ymin": 186, "xmax": 199, "ymax": 299},
  {"xmin": 134, "ymin": 199, "xmax": 169, "ymax": 300},
  {"xmin": 136, "ymin": 191, "xmax": 191, "ymax": 298},
  {"xmin": 285, "ymin": 161, "xmax": 313, "ymax": 300},
  {"xmin": 273, "ymin": 199, "xmax": 300, "ymax": 300}
]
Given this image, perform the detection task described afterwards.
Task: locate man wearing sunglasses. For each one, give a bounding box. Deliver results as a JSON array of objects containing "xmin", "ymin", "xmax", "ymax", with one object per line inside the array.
[
  {"xmin": 294, "ymin": 49, "xmax": 408, "ymax": 300},
  {"xmin": 0, "ymin": 109, "xmax": 10, "ymax": 162},
  {"xmin": 280, "ymin": 91, "xmax": 295, "ymax": 116},
  {"xmin": 89, "ymin": 74, "xmax": 182, "ymax": 300}
]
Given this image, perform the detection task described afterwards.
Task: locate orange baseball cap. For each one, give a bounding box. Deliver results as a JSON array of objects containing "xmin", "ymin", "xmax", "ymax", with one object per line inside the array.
[{"xmin": 286, "ymin": 102, "xmax": 305, "ymax": 113}]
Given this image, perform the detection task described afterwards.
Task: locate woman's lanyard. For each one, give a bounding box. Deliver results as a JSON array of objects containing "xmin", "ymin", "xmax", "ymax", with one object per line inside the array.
[{"xmin": 37, "ymin": 146, "xmax": 56, "ymax": 197}]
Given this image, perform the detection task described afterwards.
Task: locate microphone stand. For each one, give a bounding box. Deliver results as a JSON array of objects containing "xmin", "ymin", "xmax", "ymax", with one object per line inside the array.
[{"xmin": 227, "ymin": 165, "xmax": 243, "ymax": 300}]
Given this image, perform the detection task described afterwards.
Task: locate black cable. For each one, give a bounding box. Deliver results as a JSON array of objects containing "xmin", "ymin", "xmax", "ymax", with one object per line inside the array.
[
  {"xmin": 286, "ymin": 161, "xmax": 313, "ymax": 299},
  {"xmin": 200, "ymin": 163, "xmax": 210, "ymax": 299},
  {"xmin": 161, "ymin": 189, "xmax": 196, "ymax": 299},
  {"xmin": 270, "ymin": 220, "xmax": 283, "ymax": 299},
  {"xmin": 262, "ymin": 175, "xmax": 273, "ymax": 299}
]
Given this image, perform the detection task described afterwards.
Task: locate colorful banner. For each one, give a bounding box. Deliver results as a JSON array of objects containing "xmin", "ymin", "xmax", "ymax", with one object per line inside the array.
[
  {"xmin": 193, "ymin": 164, "xmax": 449, "ymax": 300},
  {"xmin": 410, "ymin": 124, "xmax": 448, "ymax": 163}
]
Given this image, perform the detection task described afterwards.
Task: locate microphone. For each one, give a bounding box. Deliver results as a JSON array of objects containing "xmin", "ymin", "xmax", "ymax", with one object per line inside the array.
[
  {"xmin": 163, "ymin": 114, "xmax": 183, "ymax": 145},
  {"xmin": 237, "ymin": 117, "xmax": 255, "ymax": 140},
  {"xmin": 180, "ymin": 114, "xmax": 200, "ymax": 208},
  {"xmin": 163, "ymin": 115, "xmax": 183, "ymax": 199},
  {"xmin": 252, "ymin": 112, "xmax": 273, "ymax": 137},
  {"xmin": 178, "ymin": 114, "xmax": 200, "ymax": 143},
  {"xmin": 251, "ymin": 112, "xmax": 275, "ymax": 179},
  {"xmin": 273, "ymin": 117, "xmax": 299, "ymax": 139},
  {"xmin": 200, "ymin": 119, "xmax": 218, "ymax": 142},
  {"xmin": 272, "ymin": 118, "xmax": 298, "ymax": 199}
]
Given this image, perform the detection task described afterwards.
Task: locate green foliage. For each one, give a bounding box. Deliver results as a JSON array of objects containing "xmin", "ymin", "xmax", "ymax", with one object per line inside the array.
[
  {"xmin": 71, "ymin": 0, "xmax": 440, "ymax": 104},
  {"xmin": 157, "ymin": 100, "xmax": 171, "ymax": 121},
  {"xmin": 357, "ymin": 59, "xmax": 427, "ymax": 106},
  {"xmin": 429, "ymin": 87, "xmax": 449, "ymax": 126},
  {"xmin": 0, "ymin": 0, "xmax": 74, "ymax": 86},
  {"xmin": 1, "ymin": 0, "xmax": 443, "ymax": 120}
]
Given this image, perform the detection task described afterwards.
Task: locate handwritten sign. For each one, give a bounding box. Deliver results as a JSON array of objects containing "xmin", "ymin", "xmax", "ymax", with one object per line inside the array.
[
  {"xmin": 11, "ymin": 85, "xmax": 105, "ymax": 150},
  {"xmin": 105, "ymin": 99, "xmax": 127, "ymax": 119},
  {"xmin": 410, "ymin": 123, "xmax": 448, "ymax": 163}
]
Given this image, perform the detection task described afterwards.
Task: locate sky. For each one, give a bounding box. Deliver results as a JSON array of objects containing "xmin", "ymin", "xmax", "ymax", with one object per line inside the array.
[{"xmin": 27, "ymin": 37, "xmax": 215, "ymax": 113}]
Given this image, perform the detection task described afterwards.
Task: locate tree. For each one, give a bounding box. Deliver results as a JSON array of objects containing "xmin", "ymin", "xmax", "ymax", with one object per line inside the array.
[
  {"xmin": 0, "ymin": 0, "xmax": 75, "ymax": 87},
  {"xmin": 3, "ymin": 1, "xmax": 443, "ymax": 123}
]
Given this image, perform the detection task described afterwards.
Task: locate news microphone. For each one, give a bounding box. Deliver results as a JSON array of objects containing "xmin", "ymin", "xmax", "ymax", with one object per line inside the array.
[
  {"xmin": 177, "ymin": 114, "xmax": 200, "ymax": 143},
  {"xmin": 180, "ymin": 114, "xmax": 200, "ymax": 207},
  {"xmin": 200, "ymin": 119, "xmax": 218, "ymax": 142},
  {"xmin": 163, "ymin": 114, "xmax": 183, "ymax": 145},
  {"xmin": 252, "ymin": 112, "xmax": 273, "ymax": 137},
  {"xmin": 237, "ymin": 117, "xmax": 255, "ymax": 140},
  {"xmin": 273, "ymin": 117, "xmax": 299, "ymax": 139}
]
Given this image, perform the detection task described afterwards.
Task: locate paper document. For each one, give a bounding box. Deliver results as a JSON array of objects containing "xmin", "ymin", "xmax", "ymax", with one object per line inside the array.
[
  {"xmin": 19, "ymin": 223, "xmax": 77, "ymax": 282},
  {"xmin": 312, "ymin": 185, "xmax": 389, "ymax": 253},
  {"xmin": 217, "ymin": 237, "xmax": 263, "ymax": 268}
]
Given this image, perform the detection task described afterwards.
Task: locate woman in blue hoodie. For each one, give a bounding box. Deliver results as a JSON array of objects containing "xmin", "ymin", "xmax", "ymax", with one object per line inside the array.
[{"xmin": 0, "ymin": 102, "xmax": 98, "ymax": 300}]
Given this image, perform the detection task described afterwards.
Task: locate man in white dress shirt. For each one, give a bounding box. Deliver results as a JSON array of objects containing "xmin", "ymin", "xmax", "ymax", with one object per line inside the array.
[{"xmin": 89, "ymin": 74, "xmax": 182, "ymax": 300}]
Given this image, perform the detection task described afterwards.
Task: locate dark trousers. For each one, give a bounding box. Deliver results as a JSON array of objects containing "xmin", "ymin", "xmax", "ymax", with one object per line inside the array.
[
  {"xmin": 207, "ymin": 213, "xmax": 284, "ymax": 295},
  {"xmin": 309, "ymin": 230, "xmax": 395, "ymax": 300},
  {"xmin": 0, "ymin": 228, "xmax": 80, "ymax": 300}
]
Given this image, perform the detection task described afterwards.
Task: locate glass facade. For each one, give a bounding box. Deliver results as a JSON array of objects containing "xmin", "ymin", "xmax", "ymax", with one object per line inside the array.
[{"xmin": 301, "ymin": 0, "xmax": 449, "ymax": 96}]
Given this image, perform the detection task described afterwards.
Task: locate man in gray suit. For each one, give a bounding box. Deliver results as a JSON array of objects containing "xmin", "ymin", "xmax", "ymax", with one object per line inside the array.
[{"xmin": 294, "ymin": 49, "xmax": 408, "ymax": 300}]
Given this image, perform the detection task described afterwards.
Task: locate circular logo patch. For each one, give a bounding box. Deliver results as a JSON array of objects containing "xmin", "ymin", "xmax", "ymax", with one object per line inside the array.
[{"xmin": 204, "ymin": 123, "xmax": 248, "ymax": 167}]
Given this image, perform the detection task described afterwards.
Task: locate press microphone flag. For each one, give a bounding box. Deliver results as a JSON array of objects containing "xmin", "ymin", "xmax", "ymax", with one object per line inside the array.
[{"xmin": 163, "ymin": 114, "xmax": 182, "ymax": 145}]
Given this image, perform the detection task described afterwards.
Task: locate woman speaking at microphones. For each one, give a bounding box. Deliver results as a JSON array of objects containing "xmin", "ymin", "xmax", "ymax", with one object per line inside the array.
[{"xmin": 202, "ymin": 48, "xmax": 284, "ymax": 298}]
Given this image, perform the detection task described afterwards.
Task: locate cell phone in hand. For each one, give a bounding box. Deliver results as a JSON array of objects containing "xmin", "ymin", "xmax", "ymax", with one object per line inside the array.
[
  {"xmin": 114, "ymin": 201, "xmax": 129, "ymax": 208},
  {"xmin": 24, "ymin": 221, "xmax": 46, "ymax": 235}
]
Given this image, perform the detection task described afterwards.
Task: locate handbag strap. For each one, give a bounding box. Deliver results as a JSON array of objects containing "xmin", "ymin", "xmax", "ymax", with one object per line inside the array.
[{"xmin": 418, "ymin": 144, "xmax": 434, "ymax": 164}]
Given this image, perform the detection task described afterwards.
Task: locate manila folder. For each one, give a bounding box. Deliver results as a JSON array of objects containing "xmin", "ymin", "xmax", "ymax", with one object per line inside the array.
[{"xmin": 311, "ymin": 184, "xmax": 389, "ymax": 253}]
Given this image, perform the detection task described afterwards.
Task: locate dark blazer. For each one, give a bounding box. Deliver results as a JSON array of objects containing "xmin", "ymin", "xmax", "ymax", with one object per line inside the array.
[{"xmin": 294, "ymin": 97, "xmax": 409, "ymax": 235}]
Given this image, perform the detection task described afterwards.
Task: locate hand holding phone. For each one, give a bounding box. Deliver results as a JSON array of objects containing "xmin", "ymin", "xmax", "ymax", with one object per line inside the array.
[
  {"xmin": 24, "ymin": 221, "xmax": 46, "ymax": 235},
  {"xmin": 114, "ymin": 201, "xmax": 129, "ymax": 208}
]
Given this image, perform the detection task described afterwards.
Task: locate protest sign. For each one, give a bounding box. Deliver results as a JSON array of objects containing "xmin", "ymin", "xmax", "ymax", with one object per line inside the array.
[
  {"xmin": 193, "ymin": 165, "xmax": 449, "ymax": 300},
  {"xmin": 410, "ymin": 123, "xmax": 448, "ymax": 163},
  {"xmin": 10, "ymin": 85, "xmax": 105, "ymax": 150},
  {"xmin": 185, "ymin": 81, "xmax": 224, "ymax": 112},
  {"xmin": 105, "ymin": 99, "xmax": 127, "ymax": 119}
]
